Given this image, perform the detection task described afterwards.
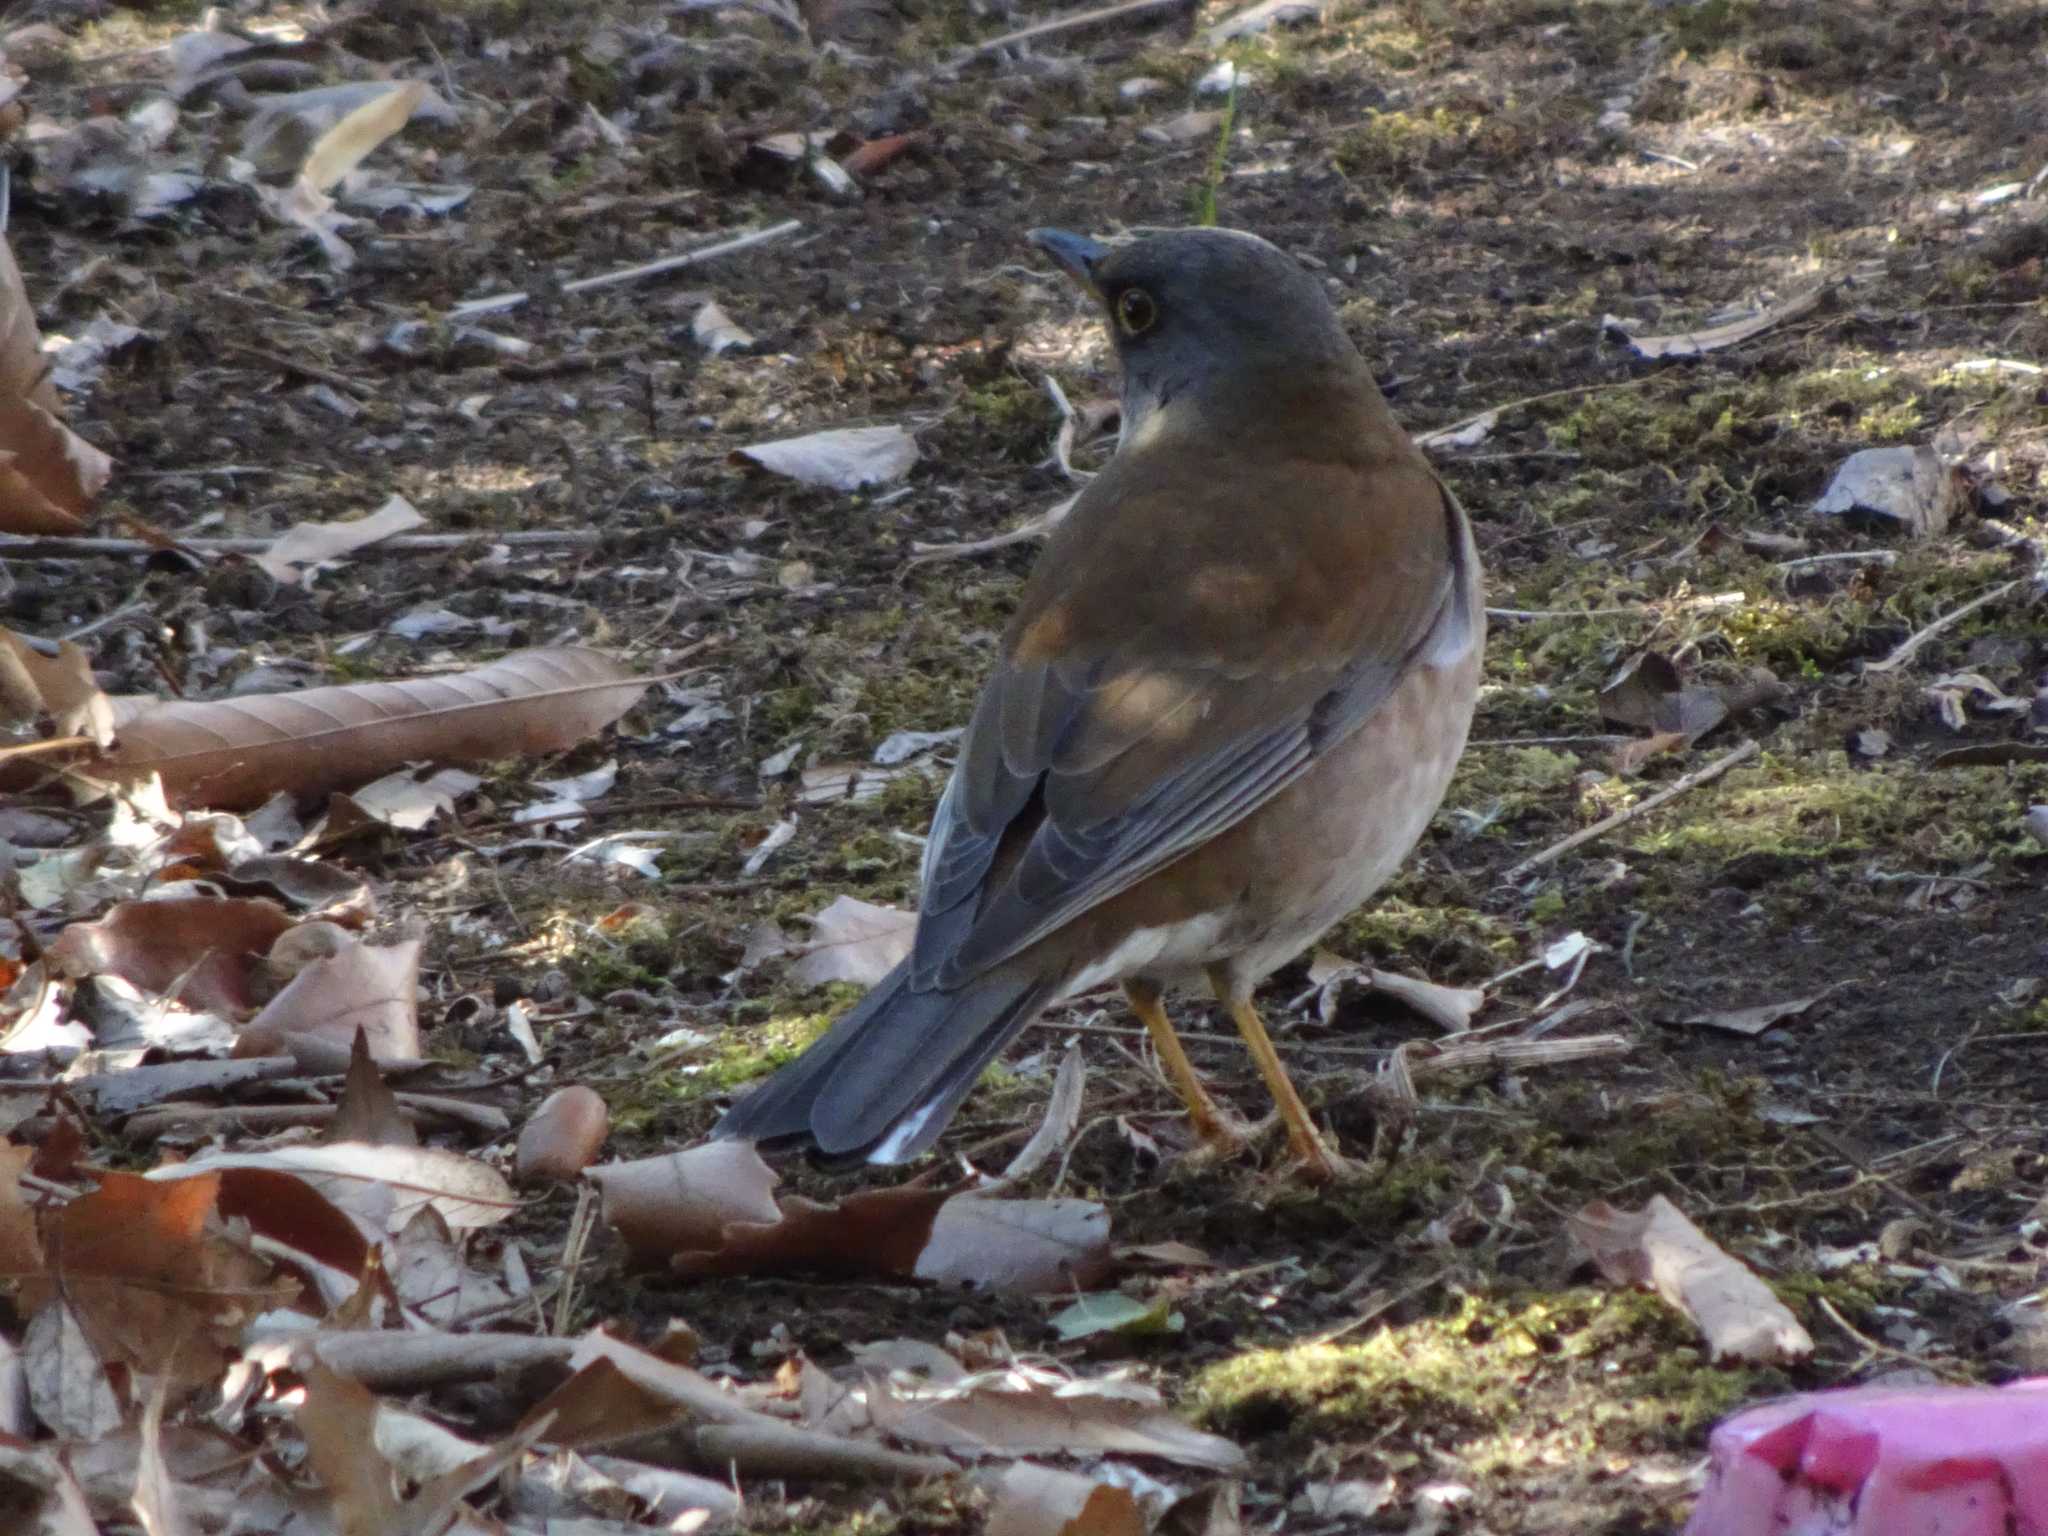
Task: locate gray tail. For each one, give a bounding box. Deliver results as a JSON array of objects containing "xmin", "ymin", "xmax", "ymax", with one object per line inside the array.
[{"xmin": 713, "ymin": 961, "xmax": 1056, "ymax": 1163}]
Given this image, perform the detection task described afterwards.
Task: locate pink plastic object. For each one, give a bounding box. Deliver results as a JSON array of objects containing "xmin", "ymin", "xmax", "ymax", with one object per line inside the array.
[{"xmin": 1686, "ymin": 1380, "xmax": 2048, "ymax": 1536}]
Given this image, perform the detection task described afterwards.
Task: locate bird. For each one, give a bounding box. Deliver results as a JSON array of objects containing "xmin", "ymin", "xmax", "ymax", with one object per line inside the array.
[{"xmin": 716, "ymin": 225, "xmax": 1484, "ymax": 1182}]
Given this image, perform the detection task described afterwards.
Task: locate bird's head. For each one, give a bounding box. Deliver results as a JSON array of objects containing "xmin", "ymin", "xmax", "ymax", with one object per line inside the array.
[{"xmin": 1029, "ymin": 225, "xmax": 1364, "ymax": 444}]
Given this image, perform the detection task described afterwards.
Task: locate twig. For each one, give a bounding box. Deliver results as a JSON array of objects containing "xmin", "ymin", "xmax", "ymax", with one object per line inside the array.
[
  {"xmin": 957, "ymin": 0, "xmax": 1196, "ymax": 59},
  {"xmin": 223, "ymin": 342, "xmax": 375, "ymax": 398},
  {"xmin": 451, "ymin": 220, "xmax": 804, "ymax": 318},
  {"xmin": 1504, "ymin": 739, "xmax": 1761, "ymax": 880},
  {"xmin": 1486, "ymin": 606, "xmax": 1653, "ymax": 621},
  {"xmin": 1862, "ymin": 577, "xmax": 2026, "ymax": 674},
  {"xmin": 0, "ymin": 530, "xmax": 604, "ymax": 559},
  {"xmin": 1470, "ymin": 734, "xmax": 1630, "ymax": 748},
  {"xmin": 1777, "ymin": 550, "xmax": 1897, "ymax": 572}
]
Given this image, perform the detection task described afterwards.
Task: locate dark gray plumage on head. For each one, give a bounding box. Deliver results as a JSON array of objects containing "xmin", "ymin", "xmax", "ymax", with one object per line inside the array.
[{"xmin": 1028, "ymin": 227, "xmax": 1363, "ymax": 437}]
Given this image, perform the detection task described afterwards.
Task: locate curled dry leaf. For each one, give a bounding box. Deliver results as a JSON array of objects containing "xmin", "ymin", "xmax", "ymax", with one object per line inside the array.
[
  {"xmin": 594, "ymin": 1140, "xmax": 1112, "ymax": 1294},
  {"xmin": 1570, "ymin": 1194, "xmax": 1813, "ymax": 1363},
  {"xmin": 987, "ymin": 1463, "xmax": 1144, "ymax": 1536},
  {"xmin": 47, "ymin": 897, "xmax": 296, "ymax": 1020},
  {"xmin": 94, "ymin": 645, "xmax": 647, "ymax": 810},
  {"xmin": 733, "ymin": 424, "xmax": 918, "ymax": 492},
  {"xmin": 516, "ymin": 1086, "xmax": 611, "ymax": 1182}
]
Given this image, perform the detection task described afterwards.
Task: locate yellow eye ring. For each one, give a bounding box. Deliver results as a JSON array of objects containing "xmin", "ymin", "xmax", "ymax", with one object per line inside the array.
[{"xmin": 1115, "ymin": 287, "xmax": 1157, "ymax": 336}]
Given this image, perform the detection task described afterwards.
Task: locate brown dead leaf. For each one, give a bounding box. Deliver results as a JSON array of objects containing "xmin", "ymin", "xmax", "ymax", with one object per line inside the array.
[
  {"xmin": 0, "ymin": 393, "xmax": 112, "ymax": 537},
  {"xmin": 162, "ymin": 1141, "xmax": 516, "ymax": 1233},
  {"xmin": 95, "ymin": 646, "xmax": 647, "ymax": 810},
  {"xmin": 0, "ymin": 231, "xmax": 57, "ymax": 414},
  {"xmin": 589, "ymin": 1140, "xmax": 784, "ymax": 1258},
  {"xmin": 595, "ymin": 1140, "xmax": 1111, "ymax": 1294},
  {"xmin": 789, "ymin": 894, "xmax": 915, "ymax": 988},
  {"xmin": 243, "ymin": 934, "xmax": 421, "ymax": 1059},
  {"xmin": 1569, "ymin": 1194, "xmax": 1813, "ymax": 1362},
  {"xmin": 327, "ymin": 1028, "xmax": 417, "ymax": 1146},
  {"xmin": 987, "ymin": 1463, "xmax": 1144, "ymax": 1536},
  {"xmin": 47, "ymin": 897, "xmax": 296, "ymax": 1020},
  {"xmin": 25, "ymin": 1171, "xmax": 295, "ymax": 1390},
  {"xmin": 1, "ymin": 628, "xmax": 114, "ymax": 745}
]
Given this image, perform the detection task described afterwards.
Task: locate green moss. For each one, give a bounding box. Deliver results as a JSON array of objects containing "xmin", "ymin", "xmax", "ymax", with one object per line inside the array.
[
  {"xmin": 962, "ymin": 376, "xmax": 1050, "ymax": 460},
  {"xmin": 1191, "ymin": 1289, "xmax": 1785, "ymax": 1464},
  {"xmin": 1332, "ymin": 107, "xmax": 1483, "ymax": 180}
]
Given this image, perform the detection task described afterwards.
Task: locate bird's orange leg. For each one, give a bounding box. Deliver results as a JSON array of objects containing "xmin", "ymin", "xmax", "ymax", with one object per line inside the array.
[
  {"xmin": 1206, "ymin": 967, "xmax": 1355, "ymax": 1184},
  {"xmin": 1123, "ymin": 979, "xmax": 1250, "ymax": 1153}
]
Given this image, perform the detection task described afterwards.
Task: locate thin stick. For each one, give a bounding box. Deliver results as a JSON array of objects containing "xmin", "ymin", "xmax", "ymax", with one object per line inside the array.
[
  {"xmin": 1862, "ymin": 577, "xmax": 2026, "ymax": 674},
  {"xmin": 1504, "ymin": 738, "xmax": 1760, "ymax": 879},
  {"xmin": 1486, "ymin": 606, "xmax": 1653, "ymax": 621},
  {"xmin": 451, "ymin": 220, "xmax": 804, "ymax": 318},
  {"xmin": 0, "ymin": 530, "xmax": 604, "ymax": 559},
  {"xmin": 1777, "ymin": 550, "xmax": 1897, "ymax": 572},
  {"xmin": 958, "ymin": 0, "xmax": 1196, "ymax": 58}
]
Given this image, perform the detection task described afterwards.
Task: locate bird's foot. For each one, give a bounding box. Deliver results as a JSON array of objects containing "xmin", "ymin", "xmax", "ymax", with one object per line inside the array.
[
  {"xmin": 1278, "ymin": 1128, "xmax": 1367, "ymax": 1185},
  {"xmin": 1180, "ymin": 1102, "xmax": 1259, "ymax": 1165}
]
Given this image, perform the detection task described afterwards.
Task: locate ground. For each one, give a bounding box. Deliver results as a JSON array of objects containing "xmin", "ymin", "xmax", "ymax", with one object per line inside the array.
[{"xmin": 11, "ymin": 0, "xmax": 2048, "ymax": 1528}]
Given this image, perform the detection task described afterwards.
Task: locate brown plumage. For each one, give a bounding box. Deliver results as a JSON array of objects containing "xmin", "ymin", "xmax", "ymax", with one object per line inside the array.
[{"xmin": 717, "ymin": 226, "xmax": 1483, "ymax": 1180}]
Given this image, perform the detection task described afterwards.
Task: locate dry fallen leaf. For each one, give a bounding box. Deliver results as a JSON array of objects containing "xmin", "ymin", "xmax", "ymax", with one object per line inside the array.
[
  {"xmin": 1681, "ymin": 989, "xmax": 1837, "ymax": 1037},
  {"xmin": 253, "ymin": 494, "xmax": 426, "ymax": 587},
  {"xmin": 0, "ymin": 231, "xmax": 112, "ymax": 536},
  {"xmin": 1570, "ymin": 1194, "xmax": 1813, "ymax": 1362},
  {"xmin": 162, "ymin": 1140, "xmax": 517, "ymax": 1233},
  {"xmin": 987, "ymin": 1462, "xmax": 1144, "ymax": 1536},
  {"xmin": 733, "ymin": 424, "xmax": 918, "ymax": 491},
  {"xmin": 596, "ymin": 1139, "xmax": 1111, "ymax": 1294},
  {"xmin": 790, "ymin": 894, "xmax": 916, "ymax": 988},
  {"xmin": 243, "ymin": 935, "xmax": 423, "ymax": 1060},
  {"xmin": 96, "ymin": 646, "xmax": 647, "ymax": 809},
  {"xmin": 47, "ymin": 897, "xmax": 296, "ymax": 1020}
]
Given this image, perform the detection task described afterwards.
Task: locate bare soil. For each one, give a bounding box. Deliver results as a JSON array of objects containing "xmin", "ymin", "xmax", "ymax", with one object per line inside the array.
[{"xmin": 12, "ymin": 0, "xmax": 2048, "ymax": 1528}]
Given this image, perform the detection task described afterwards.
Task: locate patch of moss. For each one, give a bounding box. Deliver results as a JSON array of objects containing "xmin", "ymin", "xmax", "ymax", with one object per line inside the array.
[{"xmin": 1191, "ymin": 1288, "xmax": 1785, "ymax": 1464}]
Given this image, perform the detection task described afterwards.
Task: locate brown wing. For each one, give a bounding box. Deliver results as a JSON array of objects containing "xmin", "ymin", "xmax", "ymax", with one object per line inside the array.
[{"xmin": 911, "ymin": 400, "xmax": 1460, "ymax": 990}]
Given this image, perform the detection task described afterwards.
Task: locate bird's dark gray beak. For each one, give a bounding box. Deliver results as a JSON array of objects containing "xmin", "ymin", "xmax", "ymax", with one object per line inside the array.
[{"xmin": 1029, "ymin": 228, "xmax": 1109, "ymax": 292}]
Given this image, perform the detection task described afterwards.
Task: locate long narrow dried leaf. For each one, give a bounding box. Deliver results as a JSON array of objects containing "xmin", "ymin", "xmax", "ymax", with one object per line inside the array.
[
  {"xmin": 157, "ymin": 1143, "xmax": 517, "ymax": 1232},
  {"xmin": 97, "ymin": 646, "xmax": 648, "ymax": 809},
  {"xmin": 300, "ymin": 81, "xmax": 427, "ymax": 193}
]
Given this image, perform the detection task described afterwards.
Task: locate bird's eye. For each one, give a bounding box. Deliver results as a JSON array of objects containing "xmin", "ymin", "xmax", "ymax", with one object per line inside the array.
[{"xmin": 1115, "ymin": 287, "xmax": 1158, "ymax": 336}]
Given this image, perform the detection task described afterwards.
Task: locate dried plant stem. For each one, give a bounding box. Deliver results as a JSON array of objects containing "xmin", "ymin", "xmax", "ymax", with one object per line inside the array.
[{"xmin": 1505, "ymin": 739, "xmax": 1761, "ymax": 880}]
